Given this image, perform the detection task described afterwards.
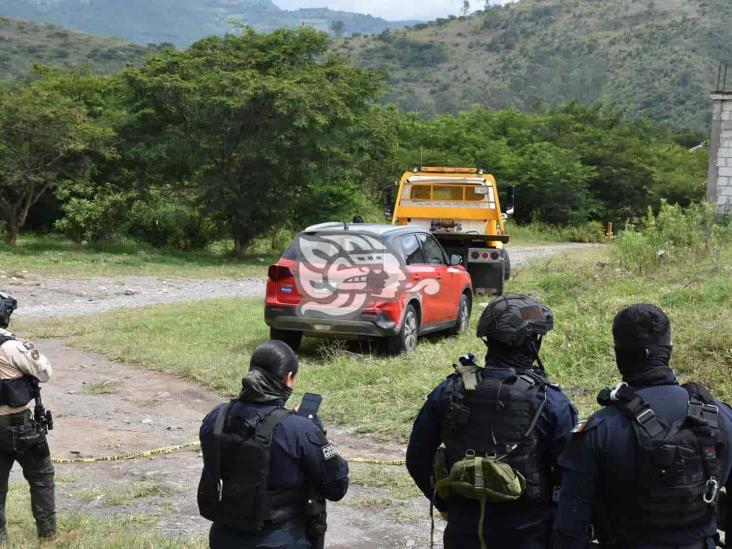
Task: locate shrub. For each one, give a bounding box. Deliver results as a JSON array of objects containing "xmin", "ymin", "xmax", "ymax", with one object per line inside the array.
[
  {"xmin": 612, "ymin": 202, "xmax": 729, "ymax": 272},
  {"xmin": 126, "ymin": 195, "xmax": 220, "ymax": 250}
]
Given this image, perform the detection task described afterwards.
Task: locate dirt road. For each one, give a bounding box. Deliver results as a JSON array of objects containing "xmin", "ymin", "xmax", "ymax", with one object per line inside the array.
[
  {"xmin": 4, "ymin": 243, "xmax": 598, "ymax": 545},
  {"xmin": 8, "ymin": 243, "xmax": 600, "ymax": 321},
  {"xmin": 13, "ymin": 340, "xmax": 433, "ymax": 547}
]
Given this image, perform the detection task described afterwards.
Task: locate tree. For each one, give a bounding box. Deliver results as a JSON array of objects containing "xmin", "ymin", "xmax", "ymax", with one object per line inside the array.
[
  {"xmin": 0, "ymin": 75, "xmax": 113, "ymax": 245},
  {"xmin": 120, "ymin": 28, "xmax": 383, "ymax": 256},
  {"xmin": 462, "ymin": 0, "xmax": 471, "ymax": 16},
  {"xmin": 330, "ymin": 20, "xmax": 346, "ymax": 38}
]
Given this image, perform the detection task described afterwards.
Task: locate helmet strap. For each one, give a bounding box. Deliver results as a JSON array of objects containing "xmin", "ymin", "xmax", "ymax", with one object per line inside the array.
[{"xmin": 530, "ymin": 336, "xmax": 545, "ymax": 372}]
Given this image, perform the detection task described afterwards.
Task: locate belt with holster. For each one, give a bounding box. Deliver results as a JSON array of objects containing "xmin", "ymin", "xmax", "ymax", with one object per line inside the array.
[{"xmin": 0, "ymin": 410, "xmax": 32, "ymax": 427}]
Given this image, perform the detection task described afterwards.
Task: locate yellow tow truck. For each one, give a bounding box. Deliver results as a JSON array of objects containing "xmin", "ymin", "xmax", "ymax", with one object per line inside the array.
[{"xmin": 388, "ymin": 167, "xmax": 513, "ymax": 295}]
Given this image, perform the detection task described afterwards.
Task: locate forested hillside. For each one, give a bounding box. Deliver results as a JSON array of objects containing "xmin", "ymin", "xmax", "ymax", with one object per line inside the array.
[
  {"xmin": 0, "ymin": 16, "xmax": 156, "ymax": 81},
  {"xmin": 0, "ymin": 0, "xmax": 417, "ymax": 47},
  {"xmin": 336, "ymin": 0, "xmax": 732, "ymax": 130}
]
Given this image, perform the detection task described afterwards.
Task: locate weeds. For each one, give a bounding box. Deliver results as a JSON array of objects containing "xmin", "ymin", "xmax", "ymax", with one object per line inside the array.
[{"xmin": 612, "ymin": 202, "xmax": 731, "ymax": 272}]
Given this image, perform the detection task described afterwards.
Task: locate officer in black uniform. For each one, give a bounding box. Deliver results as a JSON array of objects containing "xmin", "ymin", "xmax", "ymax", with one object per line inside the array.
[
  {"xmin": 198, "ymin": 340, "xmax": 349, "ymax": 549},
  {"xmin": 407, "ymin": 294, "xmax": 578, "ymax": 549},
  {"xmin": 0, "ymin": 292, "xmax": 56, "ymax": 542},
  {"xmin": 554, "ymin": 303, "xmax": 732, "ymax": 549}
]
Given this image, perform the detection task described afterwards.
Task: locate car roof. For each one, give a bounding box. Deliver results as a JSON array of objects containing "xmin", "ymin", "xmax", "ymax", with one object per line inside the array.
[{"xmin": 301, "ymin": 222, "xmax": 419, "ymax": 238}]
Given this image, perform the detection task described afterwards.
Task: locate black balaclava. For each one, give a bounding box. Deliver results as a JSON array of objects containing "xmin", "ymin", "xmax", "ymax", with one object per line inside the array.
[
  {"xmin": 0, "ymin": 292, "xmax": 17, "ymax": 330},
  {"xmin": 485, "ymin": 335, "xmax": 542, "ymax": 371},
  {"xmin": 239, "ymin": 341, "xmax": 299, "ymax": 403},
  {"xmin": 613, "ymin": 304, "xmax": 675, "ymax": 386}
]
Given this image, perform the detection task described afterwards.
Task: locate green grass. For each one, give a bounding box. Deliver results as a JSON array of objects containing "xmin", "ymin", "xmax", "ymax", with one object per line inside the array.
[
  {"xmin": 82, "ymin": 380, "xmax": 121, "ymax": 395},
  {"xmin": 506, "ymin": 221, "xmax": 608, "ymax": 245},
  {"xmin": 0, "ymin": 235, "xmax": 275, "ymax": 278},
  {"xmin": 22, "ymin": 244, "xmax": 732, "ymax": 439},
  {"xmin": 4, "ymin": 482, "xmax": 203, "ymax": 548}
]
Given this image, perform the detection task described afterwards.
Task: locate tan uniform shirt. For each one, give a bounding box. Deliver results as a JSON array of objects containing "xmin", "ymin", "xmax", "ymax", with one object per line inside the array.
[{"xmin": 0, "ymin": 328, "xmax": 52, "ymax": 416}]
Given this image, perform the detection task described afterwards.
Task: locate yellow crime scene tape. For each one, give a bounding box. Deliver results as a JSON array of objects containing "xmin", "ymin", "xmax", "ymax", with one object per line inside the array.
[{"xmin": 51, "ymin": 441, "xmax": 406, "ymax": 466}]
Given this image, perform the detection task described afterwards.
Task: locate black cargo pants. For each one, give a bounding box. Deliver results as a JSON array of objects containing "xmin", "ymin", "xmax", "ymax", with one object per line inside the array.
[{"xmin": 0, "ymin": 422, "xmax": 56, "ymax": 539}]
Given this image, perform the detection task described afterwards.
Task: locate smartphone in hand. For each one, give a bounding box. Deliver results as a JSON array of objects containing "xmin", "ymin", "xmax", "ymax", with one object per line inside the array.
[{"xmin": 297, "ymin": 393, "xmax": 322, "ymax": 420}]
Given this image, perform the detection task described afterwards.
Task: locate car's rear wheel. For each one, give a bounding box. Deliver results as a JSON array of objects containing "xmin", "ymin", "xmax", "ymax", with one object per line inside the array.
[
  {"xmin": 384, "ymin": 304, "xmax": 419, "ymax": 355},
  {"xmin": 448, "ymin": 293, "xmax": 471, "ymax": 336},
  {"xmin": 270, "ymin": 328, "xmax": 303, "ymax": 352}
]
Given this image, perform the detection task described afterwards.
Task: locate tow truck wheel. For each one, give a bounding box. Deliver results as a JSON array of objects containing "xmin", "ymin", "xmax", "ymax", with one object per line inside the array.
[
  {"xmin": 384, "ymin": 304, "xmax": 419, "ymax": 355},
  {"xmin": 270, "ymin": 328, "xmax": 303, "ymax": 352},
  {"xmin": 502, "ymin": 250, "xmax": 511, "ymax": 281}
]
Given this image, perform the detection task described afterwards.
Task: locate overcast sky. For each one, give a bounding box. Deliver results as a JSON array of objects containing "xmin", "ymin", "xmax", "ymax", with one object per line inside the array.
[{"xmin": 273, "ymin": 0, "xmax": 512, "ymax": 22}]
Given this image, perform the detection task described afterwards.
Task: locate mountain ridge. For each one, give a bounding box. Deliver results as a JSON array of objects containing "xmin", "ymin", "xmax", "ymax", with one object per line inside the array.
[
  {"xmin": 0, "ymin": 0, "xmax": 419, "ymax": 47},
  {"xmin": 335, "ymin": 0, "xmax": 732, "ymax": 130}
]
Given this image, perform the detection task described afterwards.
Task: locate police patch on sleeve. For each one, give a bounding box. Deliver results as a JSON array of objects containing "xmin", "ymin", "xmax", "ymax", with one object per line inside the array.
[{"xmin": 321, "ymin": 443, "xmax": 337, "ymax": 461}]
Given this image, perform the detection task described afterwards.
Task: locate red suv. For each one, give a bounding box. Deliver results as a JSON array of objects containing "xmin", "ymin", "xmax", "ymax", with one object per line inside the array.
[{"xmin": 265, "ymin": 223, "xmax": 473, "ymax": 354}]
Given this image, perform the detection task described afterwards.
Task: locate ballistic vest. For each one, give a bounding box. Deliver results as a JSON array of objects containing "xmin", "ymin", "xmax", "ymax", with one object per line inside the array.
[
  {"xmin": 197, "ymin": 402, "xmax": 307, "ymax": 533},
  {"xmin": 597, "ymin": 383, "xmax": 724, "ymax": 542},
  {"xmin": 442, "ymin": 368, "xmax": 550, "ymax": 502},
  {"xmin": 0, "ymin": 334, "xmax": 37, "ymax": 408}
]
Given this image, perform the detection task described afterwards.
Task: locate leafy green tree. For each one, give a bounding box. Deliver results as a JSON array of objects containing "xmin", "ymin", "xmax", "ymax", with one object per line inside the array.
[
  {"xmin": 330, "ymin": 20, "xmax": 346, "ymax": 38},
  {"xmin": 0, "ymin": 74, "xmax": 113, "ymax": 244},
  {"xmin": 120, "ymin": 28, "xmax": 383, "ymax": 255}
]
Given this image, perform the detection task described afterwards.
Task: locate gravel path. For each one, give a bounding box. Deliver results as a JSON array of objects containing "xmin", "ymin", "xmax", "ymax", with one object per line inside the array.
[
  {"xmin": 3, "ymin": 243, "xmax": 598, "ymax": 545},
  {"xmin": 6, "ymin": 243, "xmax": 600, "ymax": 321},
  {"xmin": 11, "ymin": 340, "xmax": 435, "ymax": 547}
]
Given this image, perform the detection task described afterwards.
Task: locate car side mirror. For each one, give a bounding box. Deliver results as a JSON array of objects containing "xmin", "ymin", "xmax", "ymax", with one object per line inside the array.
[{"xmin": 450, "ymin": 254, "xmax": 463, "ymax": 266}]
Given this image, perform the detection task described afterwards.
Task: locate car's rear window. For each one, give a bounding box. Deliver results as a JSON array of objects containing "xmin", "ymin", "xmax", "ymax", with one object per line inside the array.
[{"xmin": 287, "ymin": 232, "xmax": 390, "ymax": 262}]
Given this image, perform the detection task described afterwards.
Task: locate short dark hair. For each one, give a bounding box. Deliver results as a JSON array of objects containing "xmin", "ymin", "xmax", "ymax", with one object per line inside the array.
[
  {"xmin": 249, "ymin": 340, "xmax": 299, "ymax": 380},
  {"xmin": 612, "ymin": 304, "xmax": 671, "ymax": 350}
]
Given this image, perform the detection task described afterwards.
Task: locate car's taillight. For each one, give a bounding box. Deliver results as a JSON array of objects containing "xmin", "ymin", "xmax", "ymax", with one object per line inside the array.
[
  {"xmin": 268, "ymin": 265, "xmax": 293, "ymax": 282},
  {"xmin": 471, "ymin": 251, "xmax": 480, "ymax": 260},
  {"xmin": 491, "ymin": 252, "xmax": 500, "ymax": 260}
]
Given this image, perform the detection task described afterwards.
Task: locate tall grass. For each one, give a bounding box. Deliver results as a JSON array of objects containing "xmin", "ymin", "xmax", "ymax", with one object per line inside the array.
[
  {"xmin": 508, "ymin": 221, "xmax": 608, "ymax": 244},
  {"xmin": 612, "ymin": 202, "xmax": 730, "ymax": 272}
]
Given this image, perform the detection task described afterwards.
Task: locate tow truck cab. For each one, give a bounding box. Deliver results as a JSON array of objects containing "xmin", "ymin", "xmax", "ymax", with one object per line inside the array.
[{"xmin": 390, "ymin": 167, "xmax": 513, "ymax": 295}]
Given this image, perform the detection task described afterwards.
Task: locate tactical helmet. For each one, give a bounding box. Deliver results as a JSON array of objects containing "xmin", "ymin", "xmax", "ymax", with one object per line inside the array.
[
  {"xmin": 476, "ymin": 294, "xmax": 553, "ymax": 347},
  {"xmin": 0, "ymin": 292, "xmax": 17, "ymax": 329}
]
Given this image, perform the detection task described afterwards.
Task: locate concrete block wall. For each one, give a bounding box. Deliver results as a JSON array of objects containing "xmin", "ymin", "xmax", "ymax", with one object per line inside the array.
[{"xmin": 708, "ymin": 93, "xmax": 732, "ymax": 214}]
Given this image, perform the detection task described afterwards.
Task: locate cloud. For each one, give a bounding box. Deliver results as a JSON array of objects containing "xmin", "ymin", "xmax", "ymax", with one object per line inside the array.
[{"xmin": 273, "ymin": 0, "xmax": 483, "ymax": 21}]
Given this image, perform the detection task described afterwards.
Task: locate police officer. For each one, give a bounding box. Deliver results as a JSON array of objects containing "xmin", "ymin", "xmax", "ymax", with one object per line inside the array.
[
  {"xmin": 554, "ymin": 303, "xmax": 732, "ymax": 549},
  {"xmin": 0, "ymin": 292, "xmax": 56, "ymax": 542},
  {"xmin": 198, "ymin": 340, "xmax": 349, "ymax": 549},
  {"xmin": 407, "ymin": 294, "xmax": 578, "ymax": 549}
]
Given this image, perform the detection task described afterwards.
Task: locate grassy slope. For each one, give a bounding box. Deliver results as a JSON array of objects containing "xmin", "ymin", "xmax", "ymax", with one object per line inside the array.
[
  {"xmin": 336, "ymin": 0, "xmax": 732, "ymax": 130},
  {"xmin": 0, "ymin": 16, "xmax": 154, "ymax": 81},
  {"xmin": 23, "ymin": 243, "xmax": 732, "ymax": 440},
  {"xmin": 0, "ymin": 236, "xmax": 276, "ymax": 278}
]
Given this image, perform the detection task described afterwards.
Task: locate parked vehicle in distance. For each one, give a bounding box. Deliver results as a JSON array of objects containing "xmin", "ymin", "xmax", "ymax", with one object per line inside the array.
[
  {"xmin": 389, "ymin": 166, "xmax": 514, "ymax": 295},
  {"xmin": 265, "ymin": 223, "xmax": 473, "ymax": 354}
]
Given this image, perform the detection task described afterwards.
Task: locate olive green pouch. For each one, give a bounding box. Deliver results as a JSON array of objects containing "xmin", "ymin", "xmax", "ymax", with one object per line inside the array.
[{"xmin": 435, "ymin": 455, "xmax": 526, "ymax": 503}]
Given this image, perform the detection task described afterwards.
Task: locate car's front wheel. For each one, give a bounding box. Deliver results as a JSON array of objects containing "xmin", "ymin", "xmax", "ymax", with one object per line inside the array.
[
  {"xmin": 384, "ymin": 304, "xmax": 419, "ymax": 355},
  {"xmin": 270, "ymin": 328, "xmax": 303, "ymax": 352}
]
